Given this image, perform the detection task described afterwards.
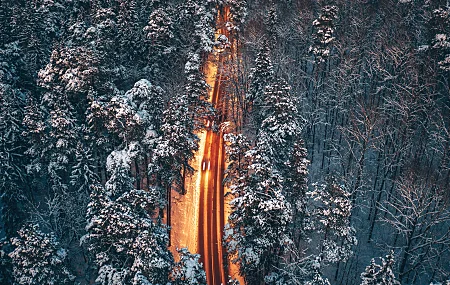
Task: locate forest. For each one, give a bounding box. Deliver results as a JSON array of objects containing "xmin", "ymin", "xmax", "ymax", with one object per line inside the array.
[{"xmin": 0, "ymin": 0, "xmax": 449, "ymax": 284}]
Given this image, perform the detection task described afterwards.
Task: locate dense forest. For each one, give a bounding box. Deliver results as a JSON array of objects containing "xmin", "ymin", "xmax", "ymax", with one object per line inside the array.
[{"xmin": 0, "ymin": 0, "xmax": 449, "ymax": 284}]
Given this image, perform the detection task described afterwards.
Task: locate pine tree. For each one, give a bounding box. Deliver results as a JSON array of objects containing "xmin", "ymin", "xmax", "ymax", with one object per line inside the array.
[
  {"xmin": 179, "ymin": 0, "xmax": 216, "ymax": 53},
  {"xmin": 307, "ymin": 178, "xmax": 357, "ymax": 264},
  {"xmin": 248, "ymin": 43, "xmax": 274, "ymax": 128},
  {"xmin": 150, "ymin": 94, "xmax": 199, "ymax": 194},
  {"xmin": 361, "ymin": 251, "xmax": 400, "ymax": 285},
  {"xmin": 184, "ymin": 52, "xmax": 213, "ymax": 130},
  {"xmin": 264, "ymin": 4, "xmax": 278, "ymax": 48},
  {"xmin": 225, "ymin": 136, "xmax": 292, "ymax": 284},
  {"xmin": 125, "ymin": 79, "xmax": 165, "ymax": 148},
  {"xmin": 9, "ymin": 224, "xmax": 74, "ymax": 285},
  {"xmin": 227, "ymin": 0, "xmax": 248, "ymax": 32},
  {"xmin": 171, "ymin": 248, "xmax": 207, "ymax": 285},
  {"xmin": 84, "ymin": 147, "xmax": 173, "ymax": 284},
  {"xmin": 223, "ymin": 133, "xmax": 251, "ymax": 187},
  {"xmin": 144, "ymin": 7, "xmax": 175, "ymax": 56},
  {"xmin": 431, "ymin": 7, "xmax": 450, "ymax": 71},
  {"xmin": 259, "ymin": 79, "xmax": 301, "ymax": 163},
  {"xmin": 284, "ymin": 141, "xmax": 310, "ymax": 240},
  {"xmin": 309, "ymin": 5, "xmax": 338, "ymax": 63}
]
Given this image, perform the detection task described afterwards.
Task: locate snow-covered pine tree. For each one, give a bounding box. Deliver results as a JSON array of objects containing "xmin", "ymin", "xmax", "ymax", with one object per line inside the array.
[
  {"xmin": 144, "ymin": 7, "xmax": 175, "ymax": 57},
  {"xmin": 307, "ymin": 177, "xmax": 357, "ymax": 264},
  {"xmin": 361, "ymin": 259, "xmax": 380, "ymax": 285},
  {"xmin": 265, "ymin": 254, "xmax": 330, "ymax": 285},
  {"xmin": 225, "ymin": 135, "xmax": 292, "ymax": 284},
  {"xmin": 70, "ymin": 141, "xmax": 99, "ymax": 195},
  {"xmin": 309, "ymin": 5, "xmax": 338, "ymax": 63},
  {"xmin": 150, "ymin": 94, "xmax": 199, "ymax": 194},
  {"xmin": 431, "ymin": 7, "xmax": 450, "ymax": 71},
  {"xmin": 178, "ymin": 0, "xmax": 215, "ymax": 53},
  {"xmin": 125, "ymin": 79, "xmax": 165, "ymax": 149},
  {"xmin": 260, "ymin": 79, "xmax": 301, "ymax": 163},
  {"xmin": 104, "ymin": 92, "xmax": 143, "ymax": 145},
  {"xmin": 171, "ymin": 248, "xmax": 207, "ymax": 285},
  {"xmin": 226, "ymin": 0, "xmax": 248, "ymax": 32},
  {"xmin": 360, "ymin": 251, "xmax": 400, "ymax": 285},
  {"xmin": 84, "ymin": 146, "xmax": 173, "ymax": 284},
  {"xmin": 284, "ymin": 141, "xmax": 310, "ymax": 242},
  {"xmin": 247, "ymin": 43, "xmax": 274, "ymax": 128},
  {"xmin": 264, "ymin": 4, "xmax": 278, "ymax": 49},
  {"xmin": 9, "ymin": 224, "xmax": 74, "ymax": 285},
  {"xmin": 223, "ymin": 133, "xmax": 251, "ymax": 187},
  {"xmin": 184, "ymin": 52, "xmax": 213, "ymax": 131}
]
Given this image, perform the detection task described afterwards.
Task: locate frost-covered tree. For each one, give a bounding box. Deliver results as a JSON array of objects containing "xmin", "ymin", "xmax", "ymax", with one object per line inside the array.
[
  {"xmin": 84, "ymin": 146, "xmax": 172, "ymax": 285},
  {"xmin": 151, "ymin": 94, "xmax": 199, "ymax": 194},
  {"xmin": 70, "ymin": 141, "xmax": 98, "ymax": 195},
  {"xmin": 247, "ymin": 43, "xmax": 274, "ymax": 128},
  {"xmin": 9, "ymin": 224, "xmax": 74, "ymax": 285},
  {"xmin": 265, "ymin": 254, "xmax": 330, "ymax": 285},
  {"xmin": 380, "ymin": 173, "xmax": 450, "ymax": 282},
  {"xmin": 309, "ymin": 5, "xmax": 338, "ymax": 63},
  {"xmin": 225, "ymin": 136, "xmax": 292, "ymax": 284},
  {"xmin": 179, "ymin": 0, "xmax": 216, "ymax": 53},
  {"xmin": 171, "ymin": 248, "xmax": 207, "ymax": 285},
  {"xmin": 144, "ymin": 8, "xmax": 175, "ymax": 56},
  {"xmin": 223, "ymin": 133, "xmax": 251, "ymax": 187},
  {"xmin": 284, "ymin": 141, "xmax": 310, "ymax": 241},
  {"xmin": 259, "ymin": 79, "xmax": 301, "ymax": 162},
  {"xmin": 104, "ymin": 93, "xmax": 143, "ymax": 145},
  {"xmin": 125, "ymin": 79, "xmax": 165, "ymax": 148},
  {"xmin": 184, "ymin": 52, "xmax": 213, "ymax": 130},
  {"xmin": 307, "ymin": 178, "xmax": 357, "ymax": 264},
  {"xmin": 226, "ymin": 0, "xmax": 248, "ymax": 32},
  {"xmin": 360, "ymin": 251, "xmax": 400, "ymax": 285},
  {"xmin": 264, "ymin": 4, "xmax": 278, "ymax": 48}
]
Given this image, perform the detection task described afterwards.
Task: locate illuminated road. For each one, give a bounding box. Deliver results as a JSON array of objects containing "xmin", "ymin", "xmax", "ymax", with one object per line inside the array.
[
  {"xmin": 169, "ymin": 7, "xmax": 239, "ymax": 285},
  {"xmin": 196, "ymin": 6, "xmax": 234, "ymax": 285},
  {"xmin": 198, "ymin": 54, "xmax": 226, "ymax": 285}
]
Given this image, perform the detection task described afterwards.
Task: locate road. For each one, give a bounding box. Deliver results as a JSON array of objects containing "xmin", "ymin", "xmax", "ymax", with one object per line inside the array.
[
  {"xmin": 198, "ymin": 51, "xmax": 227, "ymax": 285},
  {"xmin": 169, "ymin": 7, "xmax": 234, "ymax": 285}
]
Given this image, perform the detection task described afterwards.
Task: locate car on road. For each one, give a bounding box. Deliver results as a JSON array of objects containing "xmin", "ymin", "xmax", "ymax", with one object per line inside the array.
[{"xmin": 202, "ymin": 159, "xmax": 211, "ymax": 171}]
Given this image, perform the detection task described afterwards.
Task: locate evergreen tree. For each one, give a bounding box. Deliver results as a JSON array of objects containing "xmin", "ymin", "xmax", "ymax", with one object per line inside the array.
[
  {"xmin": 225, "ymin": 136, "xmax": 292, "ymax": 284},
  {"xmin": 151, "ymin": 94, "xmax": 199, "ymax": 194},
  {"xmin": 259, "ymin": 79, "xmax": 301, "ymax": 163},
  {"xmin": 247, "ymin": 43, "xmax": 274, "ymax": 128},
  {"xmin": 431, "ymin": 7, "xmax": 450, "ymax": 71},
  {"xmin": 307, "ymin": 178, "xmax": 357, "ymax": 264},
  {"xmin": 223, "ymin": 133, "xmax": 251, "ymax": 187},
  {"xmin": 309, "ymin": 5, "xmax": 338, "ymax": 63},
  {"xmin": 284, "ymin": 141, "xmax": 310, "ymax": 240},
  {"xmin": 9, "ymin": 224, "xmax": 74, "ymax": 285},
  {"xmin": 171, "ymin": 248, "xmax": 207, "ymax": 285},
  {"xmin": 125, "ymin": 79, "xmax": 165, "ymax": 148},
  {"xmin": 184, "ymin": 52, "xmax": 213, "ymax": 130},
  {"xmin": 179, "ymin": 0, "xmax": 216, "ymax": 53},
  {"xmin": 144, "ymin": 7, "xmax": 175, "ymax": 58},
  {"xmin": 264, "ymin": 4, "xmax": 278, "ymax": 48},
  {"xmin": 265, "ymin": 254, "xmax": 330, "ymax": 285},
  {"xmin": 361, "ymin": 251, "xmax": 400, "ymax": 285},
  {"xmin": 84, "ymin": 147, "xmax": 173, "ymax": 284},
  {"xmin": 227, "ymin": 0, "xmax": 248, "ymax": 32}
]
